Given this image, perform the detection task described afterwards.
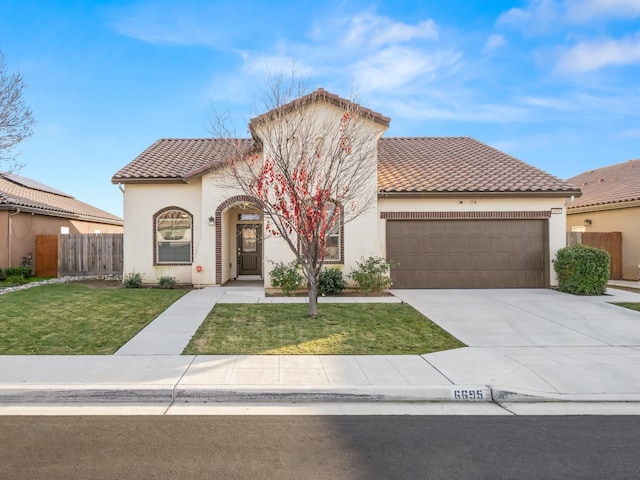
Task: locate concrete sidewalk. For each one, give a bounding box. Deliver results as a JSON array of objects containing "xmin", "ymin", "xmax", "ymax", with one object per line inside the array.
[{"xmin": 2, "ymin": 285, "xmax": 640, "ymax": 404}]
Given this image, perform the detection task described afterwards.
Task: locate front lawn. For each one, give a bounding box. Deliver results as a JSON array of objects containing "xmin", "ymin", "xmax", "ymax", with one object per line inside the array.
[
  {"xmin": 0, "ymin": 283, "xmax": 186, "ymax": 354},
  {"xmin": 184, "ymin": 303, "xmax": 464, "ymax": 355}
]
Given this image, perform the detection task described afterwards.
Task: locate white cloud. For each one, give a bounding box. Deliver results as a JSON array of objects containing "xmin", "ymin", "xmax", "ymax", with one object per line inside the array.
[
  {"xmin": 385, "ymin": 98, "xmax": 531, "ymax": 123},
  {"xmin": 497, "ymin": 0, "xmax": 561, "ymax": 33},
  {"xmin": 342, "ymin": 12, "xmax": 438, "ymax": 49},
  {"xmin": 497, "ymin": 0, "xmax": 640, "ymax": 30},
  {"xmin": 110, "ymin": 3, "xmax": 222, "ymax": 46},
  {"xmin": 556, "ymin": 33, "xmax": 640, "ymax": 72},
  {"xmin": 618, "ymin": 128, "xmax": 640, "ymax": 138},
  {"xmin": 483, "ymin": 34, "xmax": 507, "ymax": 53},
  {"xmin": 565, "ymin": 0, "xmax": 640, "ymax": 22},
  {"xmin": 518, "ymin": 95, "xmax": 581, "ymax": 110},
  {"xmin": 350, "ymin": 46, "xmax": 461, "ymax": 93}
]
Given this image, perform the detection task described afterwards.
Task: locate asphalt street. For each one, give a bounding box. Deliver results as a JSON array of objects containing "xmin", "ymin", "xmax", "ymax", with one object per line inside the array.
[{"xmin": 1, "ymin": 415, "xmax": 639, "ymax": 480}]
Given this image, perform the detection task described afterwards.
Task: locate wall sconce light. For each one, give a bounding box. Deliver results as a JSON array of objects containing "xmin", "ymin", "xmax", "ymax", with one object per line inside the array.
[
  {"xmin": 584, "ymin": 219, "xmax": 592, "ymax": 226},
  {"xmin": 208, "ymin": 216, "xmax": 215, "ymax": 226}
]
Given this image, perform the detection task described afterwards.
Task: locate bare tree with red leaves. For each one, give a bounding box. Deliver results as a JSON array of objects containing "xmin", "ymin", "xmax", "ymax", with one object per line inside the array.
[{"xmin": 212, "ymin": 75, "xmax": 385, "ymax": 317}]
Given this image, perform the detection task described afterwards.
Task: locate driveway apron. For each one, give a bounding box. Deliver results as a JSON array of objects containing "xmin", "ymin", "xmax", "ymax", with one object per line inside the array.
[{"xmin": 394, "ymin": 288, "xmax": 640, "ymax": 397}]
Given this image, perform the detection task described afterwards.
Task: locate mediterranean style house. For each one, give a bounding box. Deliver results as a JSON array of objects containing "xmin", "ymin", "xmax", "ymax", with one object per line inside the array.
[
  {"xmin": 1, "ymin": 172, "xmax": 123, "ymax": 271},
  {"xmin": 566, "ymin": 159, "xmax": 640, "ymax": 281},
  {"xmin": 112, "ymin": 89, "xmax": 580, "ymax": 289}
]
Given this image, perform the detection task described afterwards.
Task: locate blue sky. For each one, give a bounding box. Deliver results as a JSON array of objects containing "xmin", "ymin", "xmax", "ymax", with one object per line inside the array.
[{"xmin": 1, "ymin": 0, "xmax": 639, "ymax": 217}]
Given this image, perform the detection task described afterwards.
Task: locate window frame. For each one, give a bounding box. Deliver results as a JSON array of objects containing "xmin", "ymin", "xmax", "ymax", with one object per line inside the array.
[
  {"xmin": 153, "ymin": 207, "xmax": 193, "ymax": 265},
  {"xmin": 323, "ymin": 201, "xmax": 344, "ymax": 265}
]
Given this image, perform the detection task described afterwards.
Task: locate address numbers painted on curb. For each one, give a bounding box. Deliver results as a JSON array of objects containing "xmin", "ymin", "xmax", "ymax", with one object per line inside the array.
[{"xmin": 451, "ymin": 388, "xmax": 491, "ymax": 401}]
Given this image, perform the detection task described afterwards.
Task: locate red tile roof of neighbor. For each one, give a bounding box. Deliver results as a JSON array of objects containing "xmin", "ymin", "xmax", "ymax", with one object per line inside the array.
[
  {"xmin": 567, "ymin": 159, "xmax": 640, "ymax": 210},
  {"xmin": 0, "ymin": 173, "xmax": 123, "ymax": 225},
  {"xmin": 114, "ymin": 137, "xmax": 578, "ymax": 195}
]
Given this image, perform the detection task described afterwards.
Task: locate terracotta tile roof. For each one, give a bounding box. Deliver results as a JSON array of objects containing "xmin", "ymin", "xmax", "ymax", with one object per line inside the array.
[
  {"xmin": 567, "ymin": 159, "xmax": 640, "ymax": 209},
  {"xmin": 112, "ymin": 138, "xmax": 254, "ymax": 182},
  {"xmin": 249, "ymin": 88, "xmax": 391, "ymax": 130},
  {"xmin": 113, "ymin": 137, "xmax": 579, "ymax": 196},
  {"xmin": 378, "ymin": 137, "xmax": 580, "ymax": 194},
  {"xmin": 0, "ymin": 174, "xmax": 123, "ymax": 225}
]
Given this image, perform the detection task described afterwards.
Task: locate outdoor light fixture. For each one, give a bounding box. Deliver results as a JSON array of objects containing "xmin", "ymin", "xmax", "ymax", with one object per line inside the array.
[
  {"xmin": 584, "ymin": 219, "xmax": 592, "ymax": 226},
  {"xmin": 208, "ymin": 216, "xmax": 215, "ymax": 226}
]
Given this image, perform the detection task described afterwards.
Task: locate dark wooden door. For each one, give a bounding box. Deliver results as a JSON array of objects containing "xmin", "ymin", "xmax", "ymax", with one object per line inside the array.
[
  {"xmin": 35, "ymin": 235, "xmax": 58, "ymax": 278},
  {"xmin": 237, "ymin": 224, "xmax": 262, "ymax": 275},
  {"xmin": 387, "ymin": 219, "xmax": 547, "ymax": 289}
]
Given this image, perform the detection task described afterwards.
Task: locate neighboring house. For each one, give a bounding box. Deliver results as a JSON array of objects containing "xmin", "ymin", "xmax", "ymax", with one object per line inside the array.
[
  {"xmin": 0, "ymin": 173, "xmax": 124, "ymax": 271},
  {"xmin": 566, "ymin": 159, "xmax": 640, "ymax": 280},
  {"xmin": 112, "ymin": 89, "xmax": 580, "ymax": 289}
]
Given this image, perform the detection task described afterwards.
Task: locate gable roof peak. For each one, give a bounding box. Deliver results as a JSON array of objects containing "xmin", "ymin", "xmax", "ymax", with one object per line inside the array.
[{"xmin": 249, "ymin": 88, "xmax": 391, "ymax": 130}]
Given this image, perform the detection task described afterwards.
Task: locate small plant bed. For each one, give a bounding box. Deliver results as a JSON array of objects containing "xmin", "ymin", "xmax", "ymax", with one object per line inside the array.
[
  {"xmin": 0, "ymin": 283, "xmax": 187, "ymax": 354},
  {"xmin": 184, "ymin": 303, "xmax": 464, "ymax": 355},
  {"xmin": 0, "ymin": 276, "xmax": 53, "ymax": 288},
  {"xmin": 265, "ymin": 289, "xmax": 394, "ymax": 297}
]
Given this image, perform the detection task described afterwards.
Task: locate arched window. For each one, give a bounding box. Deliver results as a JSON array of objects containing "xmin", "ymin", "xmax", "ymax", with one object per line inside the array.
[{"xmin": 154, "ymin": 207, "xmax": 193, "ymax": 264}]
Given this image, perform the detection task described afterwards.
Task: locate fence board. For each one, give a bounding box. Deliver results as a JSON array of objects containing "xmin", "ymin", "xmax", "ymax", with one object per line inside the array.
[
  {"xmin": 566, "ymin": 231, "xmax": 622, "ymax": 280},
  {"xmin": 58, "ymin": 234, "xmax": 123, "ymax": 276}
]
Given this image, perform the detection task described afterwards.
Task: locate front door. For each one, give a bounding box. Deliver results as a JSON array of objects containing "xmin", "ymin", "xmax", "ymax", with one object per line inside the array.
[{"xmin": 237, "ymin": 224, "xmax": 262, "ymax": 276}]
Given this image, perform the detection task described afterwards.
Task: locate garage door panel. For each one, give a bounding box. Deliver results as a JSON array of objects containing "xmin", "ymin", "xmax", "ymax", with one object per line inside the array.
[{"xmin": 387, "ymin": 219, "xmax": 547, "ymax": 288}]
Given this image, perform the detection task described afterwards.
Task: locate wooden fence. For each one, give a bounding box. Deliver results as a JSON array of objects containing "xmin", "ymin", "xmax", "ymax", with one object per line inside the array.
[
  {"xmin": 566, "ymin": 231, "xmax": 622, "ymax": 280},
  {"xmin": 37, "ymin": 233, "xmax": 124, "ymax": 277}
]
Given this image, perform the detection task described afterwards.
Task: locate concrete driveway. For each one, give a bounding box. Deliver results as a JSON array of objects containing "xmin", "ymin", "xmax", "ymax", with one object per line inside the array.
[{"xmin": 393, "ymin": 288, "xmax": 640, "ymax": 399}]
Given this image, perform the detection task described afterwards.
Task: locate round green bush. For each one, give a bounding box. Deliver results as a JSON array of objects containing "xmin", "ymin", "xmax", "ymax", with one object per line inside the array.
[
  {"xmin": 319, "ymin": 268, "xmax": 347, "ymax": 296},
  {"xmin": 269, "ymin": 261, "xmax": 303, "ymax": 296},
  {"xmin": 553, "ymin": 244, "xmax": 610, "ymax": 295}
]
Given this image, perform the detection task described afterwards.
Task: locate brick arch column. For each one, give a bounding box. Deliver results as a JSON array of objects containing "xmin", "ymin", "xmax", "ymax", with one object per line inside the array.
[{"xmin": 215, "ymin": 195, "xmax": 264, "ymax": 284}]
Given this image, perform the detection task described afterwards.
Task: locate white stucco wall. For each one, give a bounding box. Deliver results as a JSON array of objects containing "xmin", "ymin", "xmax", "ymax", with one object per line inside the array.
[
  {"xmin": 121, "ymin": 181, "xmax": 204, "ymax": 285},
  {"xmin": 378, "ymin": 196, "xmax": 568, "ymax": 286}
]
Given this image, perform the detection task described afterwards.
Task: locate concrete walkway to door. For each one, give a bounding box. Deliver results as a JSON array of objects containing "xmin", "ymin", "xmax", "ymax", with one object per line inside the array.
[{"xmin": 394, "ymin": 288, "xmax": 640, "ymax": 400}]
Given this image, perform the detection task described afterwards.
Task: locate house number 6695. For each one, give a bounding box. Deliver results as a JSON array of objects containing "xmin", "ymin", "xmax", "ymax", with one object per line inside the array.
[{"xmin": 452, "ymin": 389, "xmax": 486, "ymax": 400}]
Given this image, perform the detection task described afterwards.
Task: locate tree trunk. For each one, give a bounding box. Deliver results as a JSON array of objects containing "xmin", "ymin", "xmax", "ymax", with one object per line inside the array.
[{"xmin": 307, "ymin": 277, "xmax": 319, "ymax": 317}]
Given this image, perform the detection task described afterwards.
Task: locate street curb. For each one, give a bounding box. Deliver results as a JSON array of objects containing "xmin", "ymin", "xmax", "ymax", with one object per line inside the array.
[
  {"xmin": 174, "ymin": 385, "xmax": 493, "ymax": 403},
  {"xmin": 491, "ymin": 387, "xmax": 640, "ymax": 403},
  {"xmin": 0, "ymin": 385, "xmax": 493, "ymax": 404},
  {"xmin": 0, "ymin": 386, "xmax": 174, "ymax": 403}
]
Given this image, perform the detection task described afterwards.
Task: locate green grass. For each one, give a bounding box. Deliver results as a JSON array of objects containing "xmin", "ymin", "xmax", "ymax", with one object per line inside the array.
[
  {"xmin": 184, "ymin": 303, "xmax": 464, "ymax": 355},
  {"xmin": 0, "ymin": 283, "xmax": 186, "ymax": 354},
  {"xmin": 613, "ymin": 302, "xmax": 640, "ymax": 312}
]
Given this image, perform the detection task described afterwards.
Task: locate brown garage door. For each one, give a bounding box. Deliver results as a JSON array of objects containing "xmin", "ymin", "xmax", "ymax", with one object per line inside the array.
[{"xmin": 387, "ymin": 219, "xmax": 548, "ymax": 289}]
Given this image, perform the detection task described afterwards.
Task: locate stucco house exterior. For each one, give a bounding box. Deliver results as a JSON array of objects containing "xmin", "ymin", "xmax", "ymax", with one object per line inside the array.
[
  {"xmin": 0, "ymin": 173, "xmax": 124, "ymax": 271},
  {"xmin": 112, "ymin": 89, "xmax": 579, "ymax": 289},
  {"xmin": 566, "ymin": 159, "xmax": 640, "ymax": 281}
]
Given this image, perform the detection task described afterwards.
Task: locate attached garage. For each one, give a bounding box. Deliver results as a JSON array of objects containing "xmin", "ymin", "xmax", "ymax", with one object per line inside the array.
[{"xmin": 386, "ymin": 218, "xmax": 548, "ymax": 289}]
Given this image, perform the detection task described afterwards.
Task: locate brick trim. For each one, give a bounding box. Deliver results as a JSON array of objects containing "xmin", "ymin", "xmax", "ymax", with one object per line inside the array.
[
  {"xmin": 380, "ymin": 211, "xmax": 551, "ymax": 220},
  {"xmin": 215, "ymin": 195, "xmax": 264, "ymax": 285},
  {"xmin": 153, "ymin": 206, "xmax": 194, "ymax": 266}
]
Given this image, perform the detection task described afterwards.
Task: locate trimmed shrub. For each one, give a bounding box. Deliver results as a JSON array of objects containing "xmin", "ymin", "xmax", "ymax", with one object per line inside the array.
[
  {"xmin": 3, "ymin": 275, "xmax": 29, "ymax": 286},
  {"xmin": 124, "ymin": 272, "xmax": 144, "ymax": 288},
  {"xmin": 5, "ymin": 266, "xmax": 32, "ymax": 278},
  {"xmin": 553, "ymin": 244, "xmax": 610, "ymax": 295},
  {"xmin": 158, "ymin": 276, "xmax": 177, "ymax": 289},
  {"xmin": 319, "ymin": 268, "xmax": 347, "ymax": 296},
  {"xmin": 348, "ymin": 256, "xmax": 393, "ymax": 293},
  {"xmin": 269, "ymin": 261, "xmax": 304, "ymax": 296}
]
